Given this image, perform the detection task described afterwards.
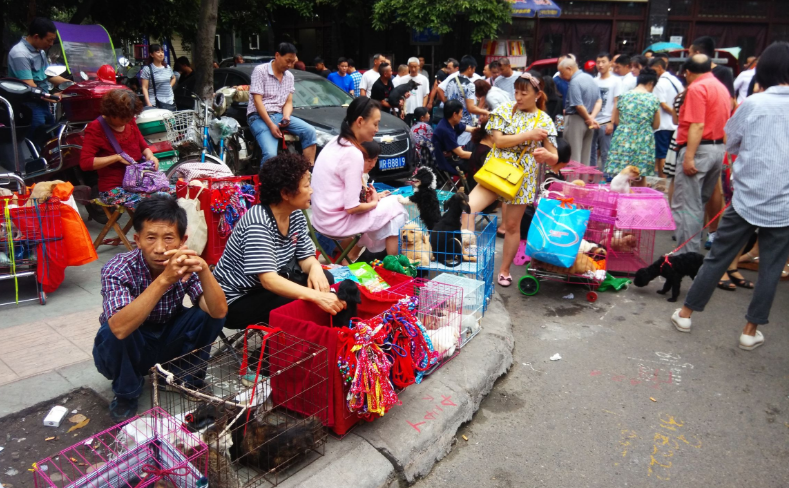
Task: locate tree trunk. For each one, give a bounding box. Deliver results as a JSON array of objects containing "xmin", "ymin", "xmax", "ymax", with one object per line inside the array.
[
  {"xmin": 69, "ymin": 0, "xmax": 97, "ymax": 25},
  {"xmin": 193, "ymin": 0, "xmax": 220, "ymax": 101}
]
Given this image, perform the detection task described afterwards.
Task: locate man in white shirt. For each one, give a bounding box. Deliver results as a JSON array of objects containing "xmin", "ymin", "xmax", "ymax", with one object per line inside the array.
[
  {"xmin": 493, "ymin": 57, "xmax": 522, "ymax": 98},
  {"xmin": 591, "ymin": 52, "xmax": 622, "ymax": 170},
  {"xmin": 393, "ymin": 57, "xmax": 430, "ymax": 125},
  {"xmin": 359, "ymin": 53, "xmax": 383, "ymax": 97},
  {"xmin": 615, "ymin": 54, "xmax": 637, "ymax": 91},
  {"xmin": 733, "ymin": 60, "xmax": 756, "ymax": 105},
  {"xmin": 649, "ymin": 56, "xmax": 683, "ymax": 176}
]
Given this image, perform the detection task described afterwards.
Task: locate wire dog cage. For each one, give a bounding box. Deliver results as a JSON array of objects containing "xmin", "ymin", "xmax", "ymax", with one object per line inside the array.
[{"xmin": 152, "ymin": 328, "xmax": 329, "ymax": 487}]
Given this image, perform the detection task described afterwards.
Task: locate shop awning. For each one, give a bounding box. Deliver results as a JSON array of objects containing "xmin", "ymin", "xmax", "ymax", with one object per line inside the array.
[{"xmin": 508, "ymin": 0, "xmax": 562, "ymax": 18}]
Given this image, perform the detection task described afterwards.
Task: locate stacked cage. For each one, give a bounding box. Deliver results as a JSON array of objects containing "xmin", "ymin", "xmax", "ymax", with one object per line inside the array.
[
  {"xmin": 1, "ymin": 195, "xmax": 63, "ymax": 306},
  {"xmin": 33, "ymin": 407, "xmax": 208, "ymax": 488},
  {"xmin": 372, "ymin": 183, "xmax": 455, "ymax": 221},
  {"xmin": 430, "ymin": 273, "xmax": 486, "ymax": 347},
  {"xmin": 399, "ymin": 212, "xmax": 496, "ymax": 309},
  {"xmin": 153, "ymin": 328, "xmax": 328, "ymax": 487},
  {"xmin": 558, "ymin": 161, "xmax": 606, "ymax": 184}
]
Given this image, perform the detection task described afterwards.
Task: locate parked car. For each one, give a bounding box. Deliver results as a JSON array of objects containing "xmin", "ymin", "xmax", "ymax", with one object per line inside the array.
[
  {"xmin": 526, "ymin": 58, "xmax": 558, "ymax": 77},
  {"xmin": 213, "ymin": 64, "xmax": 416, "ymax": 184},
  {"xmin": 218, "ymin": 55, "xmax": 274, "ymax": 68}
]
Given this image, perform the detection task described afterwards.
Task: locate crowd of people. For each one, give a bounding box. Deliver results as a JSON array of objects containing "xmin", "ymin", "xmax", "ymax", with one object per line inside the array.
[{"xmin": 9, "ymin": 17, "xmax": 787, "ymax": 421}]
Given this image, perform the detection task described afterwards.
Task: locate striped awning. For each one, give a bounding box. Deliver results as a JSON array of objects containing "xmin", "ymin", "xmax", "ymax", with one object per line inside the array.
[{"xmin": 508, "ymin": 0, "xmax": 562, "ymax": 18}]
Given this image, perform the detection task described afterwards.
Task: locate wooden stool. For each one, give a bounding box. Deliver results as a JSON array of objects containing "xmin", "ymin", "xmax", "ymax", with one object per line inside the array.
[{"xmin": 92, "ymin": 200, "xmax": 135, "ymax": 251}]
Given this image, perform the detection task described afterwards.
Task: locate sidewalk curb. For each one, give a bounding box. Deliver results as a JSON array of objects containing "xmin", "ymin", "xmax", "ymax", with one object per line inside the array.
[{"xmin": 279, "ymin": 292, "xmax": 514, "ymax": 486}]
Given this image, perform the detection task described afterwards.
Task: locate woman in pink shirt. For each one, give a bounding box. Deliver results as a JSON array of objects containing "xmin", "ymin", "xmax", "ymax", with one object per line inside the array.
[{"xmin": 311, "ymin": 97, "xmax": 407, "ymax": 257}]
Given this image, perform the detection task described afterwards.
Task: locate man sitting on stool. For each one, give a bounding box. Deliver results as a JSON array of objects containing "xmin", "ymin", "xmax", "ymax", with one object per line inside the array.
[{"xmin": 93, "ymin": 196, "xmax": 228, "ymax": 422}]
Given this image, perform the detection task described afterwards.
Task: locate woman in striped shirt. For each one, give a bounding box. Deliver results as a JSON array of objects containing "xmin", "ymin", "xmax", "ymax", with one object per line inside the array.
[{"xmin": 213, "ymin": 154, "xmax": 346, "ymax": 329}]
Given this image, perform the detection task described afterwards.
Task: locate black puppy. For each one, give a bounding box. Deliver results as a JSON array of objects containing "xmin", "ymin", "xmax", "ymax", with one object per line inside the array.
[
  {"xmin": 429, "ymin": 192, "xmax": 470, "ymax": 267},
  {"xmin": 398, "ymin": 167, "xmax": 442, "ymax": 230},
  {"xmin": 633, "ymin": 252, "xmax": 705, "ymax": 302},
  {"xmin": 387, "ymin": 80, "xmax": 420, "ymax": 110},
  {"xmin": 332, "ymin": 280, "xmax": 361, "ymax": 328}
]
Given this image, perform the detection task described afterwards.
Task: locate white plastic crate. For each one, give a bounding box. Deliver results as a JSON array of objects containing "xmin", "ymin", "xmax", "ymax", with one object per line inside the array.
[{"xmin": 432, "ymin": 273, "xmax": 486, "ymax": 347}]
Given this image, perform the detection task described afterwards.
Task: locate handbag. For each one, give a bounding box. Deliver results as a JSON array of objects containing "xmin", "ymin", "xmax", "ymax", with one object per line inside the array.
[
  {"xmin": 178, "ymin": 185, "xmax": 208, "ymax": 255},
  {"xmin": 97, "ymin": 117, "xmax": 170, "ymax": 193},
  {"xmin": 474, "ymin": 145, "xmax": 528, "ymax": 200},
  {"xmin": 525, "ymin": 198, "xmax": 590, "ymax": 268},
  {"xmin": 148, "ymin": 65, "xmax": 178, "ymax": 111}
]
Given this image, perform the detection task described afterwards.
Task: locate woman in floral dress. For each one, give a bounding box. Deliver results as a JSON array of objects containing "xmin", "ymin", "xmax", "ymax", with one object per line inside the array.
[
  {"xmin": 464, "ymin": 72, "xmax": 559, "ymax": 287},
  {"xmin": 605, "ymin": 67, "xmax": 661, "ymax": 182}
]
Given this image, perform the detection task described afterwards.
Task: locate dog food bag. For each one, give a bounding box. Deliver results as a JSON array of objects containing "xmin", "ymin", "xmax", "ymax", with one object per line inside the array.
[{"xmin": 348, "ymin": 262, "xmax": 390, "ymax": 293}]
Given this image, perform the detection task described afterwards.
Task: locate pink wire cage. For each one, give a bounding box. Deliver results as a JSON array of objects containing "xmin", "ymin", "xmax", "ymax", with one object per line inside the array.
[
  {"xmin": 559, "ymin": 161, "xmax": 605, "ymax": 184},
  {"xmin": 614, "ymin": 187, "xmax": 676, "ymax": 230},
  {"xmin": 33, "ymin": 407, "xmax": 208, "ymax": 488}
]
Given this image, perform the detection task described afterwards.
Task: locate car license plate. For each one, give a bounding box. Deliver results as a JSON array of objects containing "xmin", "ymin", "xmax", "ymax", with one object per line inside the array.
[{"xmin": 379, "ymin": 156, "xmax": 406, "ymax": 171}]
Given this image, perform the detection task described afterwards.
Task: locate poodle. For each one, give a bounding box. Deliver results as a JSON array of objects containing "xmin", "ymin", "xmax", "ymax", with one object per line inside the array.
[
  {"xmin": 633, "ymin": 252, "xmax": 705, "ymax": 302},
  {"xmin": 398, "ymin": 167, "xmax": 442, "ymax": 230},
  {"xmin": 429, "ymin": 192, "xmax": 471, "ymax": 267},
  {"xmin": 400, "ymin": 221, "xmax": 434, "ymax": 265}
]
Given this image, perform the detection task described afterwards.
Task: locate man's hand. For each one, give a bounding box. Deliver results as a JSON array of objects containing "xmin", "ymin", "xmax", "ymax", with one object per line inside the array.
[
  {"xmin": 605, "ymin": 123, "xmax": 614, "ymax": 136},
  {"xmin": 525, "ymin": 128, "xmax": 549, "ymax": 141},
  {"xmin": 268, "ymin": 122, "xmax": 283, "ymax": 139},
  {"xmin": 586, "ymin": 118, "xmax": 600, "ymax": 130},
  {"xmin": 683, "ymin": 155, "xmax": 698, "ymax": 176},
  {"xmin": 314, "ymin": 292, "xmax": 346, "ymax": 316},
  {"xmin": 307, "ymin": 265, "xmax": 331, "ymax": 292},
  {"xmin": 279, "ymin": 117, "xmax": 290, "ymax": 128},
  {"xmin": 404, "ymin": 92, "xmax": 411, "ymax": 99},
  {"xmin": 161, "ymin": 247, "xmax": 204, "ymax": 285}
]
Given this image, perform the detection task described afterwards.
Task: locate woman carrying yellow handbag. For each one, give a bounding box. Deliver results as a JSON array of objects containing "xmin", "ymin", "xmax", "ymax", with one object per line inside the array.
[{"xmin": 465, "ymin": 72, "xmax": 560, "ymax": 287}]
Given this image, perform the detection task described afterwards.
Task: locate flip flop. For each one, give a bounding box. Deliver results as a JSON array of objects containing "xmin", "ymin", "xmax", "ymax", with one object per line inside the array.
[
  {"xmin": 498, "ymin": 274, "xmax": 513, "ymax": 287},
  {"xmin": 727, "ymin": 269, "xmax": 754, "ymax": 289}
]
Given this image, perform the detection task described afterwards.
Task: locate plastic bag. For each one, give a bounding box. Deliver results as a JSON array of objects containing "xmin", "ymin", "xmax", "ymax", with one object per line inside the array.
[
  {"xmin": 209, "ymin": 116, "xmax": 240, "ymax": 145},
  {"xmin": 526, "ymin": 198, "xmax": 590, "ymax": 268},
  {"xmin": 348, "ymin": 262, "xmax": 389, "ymax": 292},
  {"xmin": 178, "ymin": 186, "xmax": 208, "ymax": 255}
]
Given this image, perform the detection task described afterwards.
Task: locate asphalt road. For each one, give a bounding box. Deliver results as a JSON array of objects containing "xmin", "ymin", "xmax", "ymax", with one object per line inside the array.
[{"xmin": 415, "ymin": 231, "xmax": 789, "ymax": 488}]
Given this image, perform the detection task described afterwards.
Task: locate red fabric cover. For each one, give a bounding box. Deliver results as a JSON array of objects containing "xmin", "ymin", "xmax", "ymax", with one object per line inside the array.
[
  {"xmin": 269, "ymin": 299, "xmax": 364, "ymax": 435},
  {"xmin": 79, "ymin": 118, "xmax": 149, "ymax": 192},
  {"xmin": 356, "ymin": 266, "xmax": 413, "ymax": 319}
]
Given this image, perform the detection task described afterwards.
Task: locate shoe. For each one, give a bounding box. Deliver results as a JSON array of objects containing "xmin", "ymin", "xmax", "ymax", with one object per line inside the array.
[
  {"xmin": 109, "ymin": 396, "xmax": 139, "ymax": 423},
  {"xmin": 726, "ymin": 269, "xmax": 754, "ymax": 289},
  {"xmin": 498, "ymin": 274, "xmax": 513, "ymax": 287},
  {"xmin": 705, "ymin": 232, "xmax": 716, "ymax": 250},
  {"xmin": 737, "ymin": 251, "xmax": 759, "ymax": 271},
  {"xmin": 739, "ymin": 330, "xmax": 764, "ymax": 350},
  {"xmin": 671, "ymin": 309, "xmax": 691, "ymax": 333}
]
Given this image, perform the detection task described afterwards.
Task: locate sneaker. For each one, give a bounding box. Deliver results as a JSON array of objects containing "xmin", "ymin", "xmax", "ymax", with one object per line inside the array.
[
  {"xmin": 739, "ymin": 330, "xmax": 765, "ymax": 350},
  {"xmin": 705, "ymin": 232, "xmax": 716, "ymax": 250},
  {"xmin": 671, "ymin": 309, "xmax": 692, "ymax": 333},
  {"xmin": 109, "ymin": 396, "xmax": 138, "ymax": 423}
]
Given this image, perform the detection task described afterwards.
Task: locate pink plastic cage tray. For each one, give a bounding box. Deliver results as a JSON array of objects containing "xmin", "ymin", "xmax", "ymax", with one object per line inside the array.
[
  {"xmin": 546, "ymin": 181, "xmax": 619, "ymax": 224},
  {"xmin": 33, "ymin": 407, "xmax": 208, "ymax": 488},
  {"xmin": 559, "ymin": 161, "xmax": 605, "ymax": 184},
  {"xmin": 615, "ymin": 187, "xmax": 675, "ymax": 230}
]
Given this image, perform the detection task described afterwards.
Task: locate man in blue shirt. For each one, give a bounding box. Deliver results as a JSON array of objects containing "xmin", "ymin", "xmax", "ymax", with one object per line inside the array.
[
  {"xmin": 327, "ymin": 57, "xmax": 355, "ymax": 96},
  {"xmin": 559, "ymin": 57, "xmax": 602, "ymax": 164},
  {"xmin": 347, "ymin": 58, "xmax": 363, "ymax": 98},
  {"xmin": 432, "ymin": 100, "xmax": 474, "ymax": 174},
  {"xmin": 7, "ymin": 17, "xmax": 69, "ymax": 135}
]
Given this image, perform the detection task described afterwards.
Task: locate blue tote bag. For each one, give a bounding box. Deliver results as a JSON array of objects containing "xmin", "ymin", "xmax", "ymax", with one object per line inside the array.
[{"xmin": 526, "ymin": 198, "xmax": 590, "ymax": 268}]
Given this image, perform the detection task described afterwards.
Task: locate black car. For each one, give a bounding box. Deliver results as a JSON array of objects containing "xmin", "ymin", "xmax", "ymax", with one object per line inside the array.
[{"xmin": 213, "ymin": 64, "xmax": 415, "ymax": 183}]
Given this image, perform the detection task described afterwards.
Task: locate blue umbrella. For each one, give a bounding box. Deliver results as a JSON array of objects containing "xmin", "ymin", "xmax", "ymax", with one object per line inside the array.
[
  {"xmin": 508, "ymin": 0, "xmax": 562, "ymax": 18},
  {"xmin": 644, "ymin": 42, "xmax": 684, "ymax": 54}
]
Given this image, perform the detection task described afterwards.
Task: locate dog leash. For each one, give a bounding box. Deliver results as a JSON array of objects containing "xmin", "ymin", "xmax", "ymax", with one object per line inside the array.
[{"xmin": 660, "ymin": 202, "xmax": 730, "ymax": 273}]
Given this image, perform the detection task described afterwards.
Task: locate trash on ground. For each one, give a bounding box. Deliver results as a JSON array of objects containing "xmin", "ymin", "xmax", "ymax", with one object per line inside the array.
[
  {"xmin": 17, "ymin": 437, "xmax": 26, "ymax": 442},
  {"xmin": 67, "ymin": 418, "xmax": 90, "ymax": 433},
  {"xmin": 45, "ymin": 436, "xmax": 57, "ymax": 441},
  {"xmin": 563, "ymin": 293, "xmax": 574, "ymax": 299},
  {"xmin": 68, "ymin": 413, "xmax": 87, "ymax": 424},
  {"xmin": 43, "ymin": 405, "xmax": 69, "ymax": 427},
  {"xmin": 650, "ymin": 397, "xmax": 657, "ymax": 402},
  {"xmin": 462, "ymin": 435, "xmax": 469, "ymax": 441},
  {"xmin": 550, "ymin": 353, "xmax": 562, "ymax": 361}
]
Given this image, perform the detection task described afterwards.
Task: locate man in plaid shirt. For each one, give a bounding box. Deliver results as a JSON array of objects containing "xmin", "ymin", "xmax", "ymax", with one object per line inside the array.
[
  {"xmin": 93, "ymin": 196, "xmax": 227, "ymax": 422},
  {"xmin": 248, "ymin": 42, "xmax": 317, "ymax": 164}
]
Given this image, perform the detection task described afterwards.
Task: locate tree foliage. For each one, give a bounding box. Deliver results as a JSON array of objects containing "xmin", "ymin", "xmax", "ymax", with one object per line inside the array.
[{"xmin": 371, "ymin": 0, "xmax": 511, "ymax": 43}]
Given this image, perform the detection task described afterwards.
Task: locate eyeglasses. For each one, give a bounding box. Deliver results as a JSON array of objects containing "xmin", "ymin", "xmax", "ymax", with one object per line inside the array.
[{"xmin": 519, "ymin": 72, "xmax": 541, "ymax": 90}]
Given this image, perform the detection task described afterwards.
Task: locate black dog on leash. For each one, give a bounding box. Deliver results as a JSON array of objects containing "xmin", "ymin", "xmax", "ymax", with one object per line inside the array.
[
  {"xmin": 429, "ymin": 192, "xmax": 471, "ymax": 267},
  {"xmin": 633, "ymin": 252, "xmax": 705, "ymax": 302},
  {"xmin": 398, "ymin": 167, "xmax": 442, "ymax": 230}
]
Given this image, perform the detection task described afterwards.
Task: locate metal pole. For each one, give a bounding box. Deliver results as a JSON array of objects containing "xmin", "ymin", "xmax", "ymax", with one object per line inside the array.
[{"xmin": 0, "ymin": 96, "xmax": 21, "ymax": 178}]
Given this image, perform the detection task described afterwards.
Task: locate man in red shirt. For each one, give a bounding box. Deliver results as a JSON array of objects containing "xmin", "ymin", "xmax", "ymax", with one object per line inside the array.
[{"xmin": 671, "ymin": 54, "xmax": 732, "ymax": 253}]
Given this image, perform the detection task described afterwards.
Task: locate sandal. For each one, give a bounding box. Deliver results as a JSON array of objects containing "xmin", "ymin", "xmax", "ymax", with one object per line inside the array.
[
  {"xmin": 498, "ymin": 274, "xmax": 513, "ymax": 287},
  {"xmin": 497, "ymin": 229, "xmax": 506, "ymax": 238},
  {"xmin": 727, "ymin": 269, "xmax": 754, "ymax": 289},
  {"xmin": 717, "ymin": 279, "xmax": 736, "ymax": 291},
  {"xmin": 782, "ymin": 264, "xmax": 789, "ymax": 281},
  {"xmin": 738, "ymin": 252, "xmax": 759, "ymax": 271}
]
